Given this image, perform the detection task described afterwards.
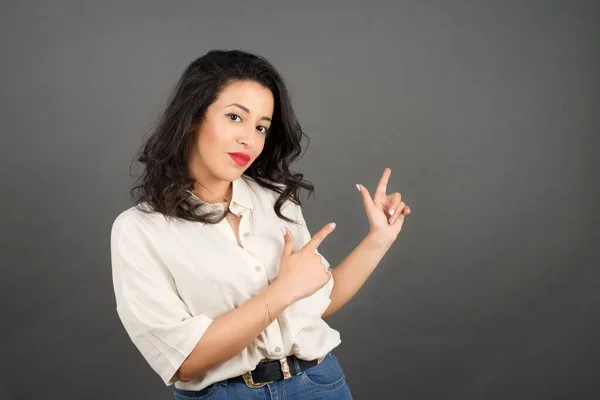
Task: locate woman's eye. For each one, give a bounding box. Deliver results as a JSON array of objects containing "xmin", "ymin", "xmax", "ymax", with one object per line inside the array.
[{"xmin": 227, "ymin": 113, "xmax": 268, "ymax": 135}]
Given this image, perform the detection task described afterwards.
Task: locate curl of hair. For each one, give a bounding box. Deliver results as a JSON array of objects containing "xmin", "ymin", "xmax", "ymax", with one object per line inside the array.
[{"xmin": 129, "ymin": 49, "xmax": 315, "ymax": 225}]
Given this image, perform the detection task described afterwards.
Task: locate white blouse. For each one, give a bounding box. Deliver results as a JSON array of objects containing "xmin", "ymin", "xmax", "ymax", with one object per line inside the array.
[{"xmin": 110, "ymin": 174, "xmax": 341, "ymax": 391}]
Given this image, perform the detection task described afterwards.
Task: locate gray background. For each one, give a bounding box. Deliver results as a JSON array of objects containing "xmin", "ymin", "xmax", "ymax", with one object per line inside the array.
[{"xmin": 2, "ymin": 1, "xmax": 598, "ymax": 399}]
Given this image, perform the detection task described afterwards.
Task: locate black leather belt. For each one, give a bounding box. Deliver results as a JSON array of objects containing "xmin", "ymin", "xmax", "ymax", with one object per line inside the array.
[{"xmin": 229, "ymin": 354, "xmax": 325, "ymax": 388}]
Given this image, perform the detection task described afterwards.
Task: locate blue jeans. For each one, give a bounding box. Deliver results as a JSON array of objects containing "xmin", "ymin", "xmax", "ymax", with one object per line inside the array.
[{"xmin": 173, "ymin": 351, "xmax": 353, "ymax": 399}]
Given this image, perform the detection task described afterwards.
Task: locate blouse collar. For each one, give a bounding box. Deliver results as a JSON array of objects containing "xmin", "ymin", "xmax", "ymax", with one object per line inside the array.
[{"xmin": 185, "ymin": 175, "xmax": 254, "ymax": 212}]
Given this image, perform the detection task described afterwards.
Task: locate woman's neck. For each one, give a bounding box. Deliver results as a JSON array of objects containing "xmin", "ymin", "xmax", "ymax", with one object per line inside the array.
[{"xmin": 193, "ymin": 181, "xmax": 232, "ymax": 206}]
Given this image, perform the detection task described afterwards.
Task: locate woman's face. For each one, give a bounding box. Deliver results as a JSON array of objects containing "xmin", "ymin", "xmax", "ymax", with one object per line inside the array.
[{"xmin": 189, "ymin": 79, "xmax": 274, "ymax": 183}]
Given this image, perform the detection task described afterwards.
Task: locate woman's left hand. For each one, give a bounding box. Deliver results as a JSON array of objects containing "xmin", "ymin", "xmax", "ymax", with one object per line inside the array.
[{"xmin": 357, "ymin": 168, "xmax": 411, "ymax": 245}]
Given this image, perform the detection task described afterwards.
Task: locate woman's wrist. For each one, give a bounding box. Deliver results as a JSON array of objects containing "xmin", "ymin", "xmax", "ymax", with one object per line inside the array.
[
  {"xmin": 366, "ymin": 230, "xmax": 395, "ymax": 250},
  {"xmin": 267, "ymin": 277, "xmax": 295, "ymax": 308}
]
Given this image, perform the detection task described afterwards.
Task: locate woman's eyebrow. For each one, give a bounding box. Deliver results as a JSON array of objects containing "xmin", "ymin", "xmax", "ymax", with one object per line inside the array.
[{"xmin": 226, "ymin": 103, "xmax": 272, "ymax": 122}]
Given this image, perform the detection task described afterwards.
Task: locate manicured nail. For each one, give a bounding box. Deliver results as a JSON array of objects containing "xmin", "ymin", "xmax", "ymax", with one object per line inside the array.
[
  {"xmin": 390, "ymin": 217, "xmax": 396, "ymax": 224},
  {"xmin": 356, "ymin": 184, "xmax": 361, "ymax": 192},
  {"xmin": 389, "ymin": 209, "xmax": 395, "ymax": 215}
]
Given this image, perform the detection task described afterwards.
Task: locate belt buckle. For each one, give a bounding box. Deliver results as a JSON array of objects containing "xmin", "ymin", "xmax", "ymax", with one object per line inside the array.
[
  {"xmin": 242, "ymin": 357, "xmax": 293, "ymax": 388},
  {"xmin": 279, "ymin": 357, "xmax": 292, "ymax": 379},
  {"xmin": 242, "ymin": 371, "xmax": 271, "ymax": 388}
]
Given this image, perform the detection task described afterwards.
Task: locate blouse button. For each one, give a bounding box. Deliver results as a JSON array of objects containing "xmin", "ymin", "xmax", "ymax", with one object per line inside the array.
[
  {"xmin": 232, "ymin": 202, "xmax": 238, "ymax": 208},
  {"xmin": 255, "ymin": 265, "xmax": 261, "ymax": 272},
  {"xmin": 243, "ymin": 232, "xmax": 250, "ymax": 237},
  {"xmin": 274, "ymin": 347, "xmax": 281, "ymax": 353}
]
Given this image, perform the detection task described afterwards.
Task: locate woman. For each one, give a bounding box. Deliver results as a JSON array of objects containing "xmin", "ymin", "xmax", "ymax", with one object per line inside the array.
[{"xmin": 110, "ymin": 49, "xmax": 410, "ymax": 399}]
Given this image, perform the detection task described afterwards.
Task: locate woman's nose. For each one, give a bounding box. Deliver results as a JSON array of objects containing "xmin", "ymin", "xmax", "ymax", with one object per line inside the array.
[{"xmin": 238, "ymin": 126, "xmax": 257, "ymax": 146}]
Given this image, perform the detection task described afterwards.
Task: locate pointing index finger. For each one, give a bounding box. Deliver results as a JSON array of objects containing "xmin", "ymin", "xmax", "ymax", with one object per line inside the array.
[
  {"xmin": 303, "ymin": 222, "xmax": 336, "ymax": 253},
  {"xmin": 376, "ymin": 168, "xmax": 392, "ymax": 195}
]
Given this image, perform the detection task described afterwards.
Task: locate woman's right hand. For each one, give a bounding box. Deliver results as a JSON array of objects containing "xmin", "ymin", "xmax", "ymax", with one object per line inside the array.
[{"xmin": 274, "ymin": 222, "xmax": 336, "ymax": 303}]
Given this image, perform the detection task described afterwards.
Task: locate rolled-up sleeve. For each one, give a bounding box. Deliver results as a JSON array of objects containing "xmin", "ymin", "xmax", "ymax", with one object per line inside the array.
[{"xmin": 110, "ymin": 214, "xmax": 214, "ymax": 386}]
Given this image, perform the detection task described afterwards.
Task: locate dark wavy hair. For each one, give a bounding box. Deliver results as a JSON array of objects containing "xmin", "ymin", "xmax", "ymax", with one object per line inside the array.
[{"xmin": 129, "ymin": 49, "xmax": 315, "ymax": 225}]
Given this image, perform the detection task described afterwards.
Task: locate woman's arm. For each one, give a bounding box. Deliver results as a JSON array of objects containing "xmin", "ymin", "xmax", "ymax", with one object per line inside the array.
[
  {"xmin": 177, "ymin": 280, "xmax": 292, "ymax": 381},
  {"xmin": 322, "ymin": 233, "xmax": 392, "ymax": 319},
  {"xmin": 179, "ymin": 221, "xmax": 337, "ymax": 382},
  {"xmin": 322, "ymin": 169, "xmax": 410, "ymax": 319}
]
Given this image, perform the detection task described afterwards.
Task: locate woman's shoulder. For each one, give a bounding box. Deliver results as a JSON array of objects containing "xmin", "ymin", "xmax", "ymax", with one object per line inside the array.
[{"xmin": 110, "ymin": 202, "xmax": 170, "ymax": 241}]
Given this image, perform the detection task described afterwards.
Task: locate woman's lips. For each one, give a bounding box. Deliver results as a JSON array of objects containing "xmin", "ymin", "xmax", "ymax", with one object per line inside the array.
[{"xmin": 228, "ymin": 153, "xmax": 250, "ymax": 166}]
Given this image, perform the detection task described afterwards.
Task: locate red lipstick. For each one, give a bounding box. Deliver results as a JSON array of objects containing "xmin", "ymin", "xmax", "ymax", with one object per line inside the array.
[{"xmin": 228, "ymin": 152, "xmax": 250, "ymax": 166}]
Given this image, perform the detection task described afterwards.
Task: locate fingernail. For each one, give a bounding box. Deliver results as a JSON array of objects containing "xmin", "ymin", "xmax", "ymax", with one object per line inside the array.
[
  {"xmin": 282, "ymin": 226, "xmax": 287, "ymax": 236},
  {"xmin": 390, "ymin": 217, "xmax": 396, "ymax": 224},
  {"xmin": 389, "ymin": 209, "xmax": 395, "ymax": 215},
  {"xmin": 356, "ymin": 184, "xmax": 360, "ymax": 192},
  {"xmin": 329, "ymin": 222, "xmax": 336, "ymax": 229}
]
